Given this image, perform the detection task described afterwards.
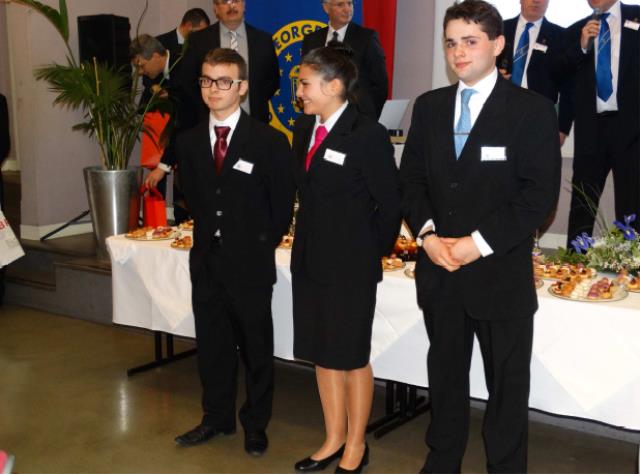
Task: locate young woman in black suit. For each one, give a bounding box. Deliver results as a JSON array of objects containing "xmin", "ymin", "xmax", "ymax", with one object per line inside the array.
[{"xmin": 290, "ymin": 43, "xmax": 401, "ymax": 473}]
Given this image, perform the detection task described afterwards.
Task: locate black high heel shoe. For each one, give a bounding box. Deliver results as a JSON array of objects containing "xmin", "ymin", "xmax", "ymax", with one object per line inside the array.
[
  {"xmin": 294, "ymin": 445, "xmax": 346, "ymax": 472},
  {"xmin": 335, "ymin": 443, "xmax": 369, "ymax": 473}
]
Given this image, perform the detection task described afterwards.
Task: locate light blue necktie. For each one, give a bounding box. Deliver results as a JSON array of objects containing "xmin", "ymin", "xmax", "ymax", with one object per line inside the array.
[
  {"xmin": 454, "ymin": 88, "xmax": 476, "ymax": 159},
  {"xmin": 596, "ymin": 13, "xmax": 613, "ymax": 102},
  {"xmin": 511, "ymin": 22, "xmax": 533, "ymax": 86}
]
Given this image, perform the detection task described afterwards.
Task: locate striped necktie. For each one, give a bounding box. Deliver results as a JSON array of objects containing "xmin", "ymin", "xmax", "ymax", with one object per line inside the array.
[
  {"xmin": 454, "ymin": 88, "xmax": 476, "ymax": 159},
  {"xmin": 511, "ymin": 22, "xmax": 533, "ymax": 86},
  {"xmin": 596, "ymin": 13, "xmax": 613, "ymax": 101},
  {"xmin": 229, "ymin": 30, "xmax": 238, "ymax": 51}
]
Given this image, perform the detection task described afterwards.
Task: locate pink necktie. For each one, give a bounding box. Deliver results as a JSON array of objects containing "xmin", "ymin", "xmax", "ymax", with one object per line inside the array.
[{"xmin": 305, "ymin": 125, "xmax": 328, "ymax": 171}]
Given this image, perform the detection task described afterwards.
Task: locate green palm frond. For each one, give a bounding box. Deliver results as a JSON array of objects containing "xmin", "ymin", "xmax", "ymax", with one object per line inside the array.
[{"xmin": 14, "ymin": 0, "xmax": 73, "ymax": 62}]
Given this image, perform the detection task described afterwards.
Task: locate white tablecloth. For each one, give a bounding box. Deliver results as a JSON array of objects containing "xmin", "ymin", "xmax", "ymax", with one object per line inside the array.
[{"xmin": 107, "ymin": 235, "xmax": 640, "ymax": 431}]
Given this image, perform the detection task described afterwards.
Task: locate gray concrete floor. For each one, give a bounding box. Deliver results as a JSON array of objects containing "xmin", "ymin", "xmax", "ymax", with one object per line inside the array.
[{"xmin": 0, "ymin": 305, "xmax": 637, "ymax": 473}]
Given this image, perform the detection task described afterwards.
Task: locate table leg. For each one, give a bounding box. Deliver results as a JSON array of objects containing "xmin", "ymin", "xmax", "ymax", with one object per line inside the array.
[
  {"xmin": 126, "ymin": 331, "xmax": 197, "ymax": 376},
  {"xmin": 367, "ymin": 381, "xmax": 430, "ymax": 439}
]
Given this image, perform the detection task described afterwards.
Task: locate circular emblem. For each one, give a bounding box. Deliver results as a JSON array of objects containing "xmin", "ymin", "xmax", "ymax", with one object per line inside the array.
[{"xmin": 270, "ymin": 20, "xmax": 326, "ymax": 142}]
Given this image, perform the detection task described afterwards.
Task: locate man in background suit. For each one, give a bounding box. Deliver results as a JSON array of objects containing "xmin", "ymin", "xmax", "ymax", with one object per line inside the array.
[
  {"xmin": 400, "ymin": 1, "xmax": 561, "ymax": 472},
  {"xmin": 0, "ymin": 93, "xmax": 10, "ymax": 305},
  {"xmin": 560, "ymin": 0, "xmax": 640, "ymax": 245},
  {"xmin": 174, "ymin": 48, "xmax": 294, "ymax": 456},
  {"xmin": 497, "ymin": 0, "xmax": 573, "ymax": 145},
  {"xmin": 301, "ymin": 0, "xmax": 388, "ymax": 119},
  {"xmin": 178, "ymin": 0, "xmax": 279, "ymax": 125}
]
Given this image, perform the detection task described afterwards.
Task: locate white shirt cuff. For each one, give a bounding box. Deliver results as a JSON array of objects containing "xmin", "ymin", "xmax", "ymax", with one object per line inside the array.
[
  {"xmin": 157, "ymin": 163, "xmax": 172, "ymax": 173},
  {"xmin": 471, "ymin": 230, "xmax": 493, "ymax": 257},
  {"xmin": 416, "ymin": 219, "xmax": 435, "ymax": 245}
]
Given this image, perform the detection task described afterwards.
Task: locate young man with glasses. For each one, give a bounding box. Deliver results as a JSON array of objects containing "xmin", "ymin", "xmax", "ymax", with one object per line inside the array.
[
  {"xmin": 301, "ymin": 0, "xmax": 388, "ymax": 119},
  {"xmin": 177, "ymin": 0, "xmax": 279, "ymax": 126},
  {"xmin": 174, "ymin": 48, "xmax": 294, "ymax": 457}
]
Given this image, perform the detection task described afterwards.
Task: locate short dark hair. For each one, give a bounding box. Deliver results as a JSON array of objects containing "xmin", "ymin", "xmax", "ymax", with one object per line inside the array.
[
  {"xmin": 203, "ymin": 48, "xmax": 248, "ymax": 80},
  {"xmin": 301, "ymin": 41, "xmax": 358, "ymax": 103},
  {"xmin": 181, "ymin": 8, "xmax": 210, "ymax": 27},
  {"xmin": 443, "ymin": 0, "xmax": 503, "ymax": 40},
  {"xmin": 129, "ymin": 34, "xmax": 166, "ymax": 60}
]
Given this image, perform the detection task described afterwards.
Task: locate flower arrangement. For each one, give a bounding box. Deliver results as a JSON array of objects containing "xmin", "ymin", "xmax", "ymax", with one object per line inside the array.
[{"xmin": 570, "ymin": 215, "xmax": 640, "ymax": 273}]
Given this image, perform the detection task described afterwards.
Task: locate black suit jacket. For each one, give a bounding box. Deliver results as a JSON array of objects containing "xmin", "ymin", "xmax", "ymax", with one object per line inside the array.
[
  {"xmin": 176, "ymin": 111, "xmax": 295, "ymax": 288},
  {"xmin": 178, "ymin": 22, "xmax": 279, "ymax": 125},
  {"xmin": 290, "ymin": 104, "xmax": 402, "ymax": 284},
  {"xmin": 140, "ymin": 29, "xmax": 183, "ymax": 109},
  {"xmin": 497, "ymin": 17, "xmax": 573, "ymax": 134},
  {"xmin": 301, "ymin": 23, "xmax": 388, "ymax": 119},
  {"xmin": 400, "ymin": 76, "xmax": 561, "ymax": 320},
  {"xmin": 0, "ymin": 94, "xmax": 9, "ymax": 163},
  {"xmin": 557, "ymin": 3, "xmax": 640, "ymax": 156}
]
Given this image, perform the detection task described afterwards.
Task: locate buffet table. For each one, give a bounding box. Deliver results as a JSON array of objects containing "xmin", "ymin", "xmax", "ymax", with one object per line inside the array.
[{"xmin": 106, "ymin": 234, "xmax": 640, "ymax": 432}]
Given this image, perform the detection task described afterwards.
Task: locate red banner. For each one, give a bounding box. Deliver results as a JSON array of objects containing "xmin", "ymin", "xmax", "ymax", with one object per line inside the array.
[{"xmin": 363, "ymin": 0, "xmax": 397, "ymax": 97}]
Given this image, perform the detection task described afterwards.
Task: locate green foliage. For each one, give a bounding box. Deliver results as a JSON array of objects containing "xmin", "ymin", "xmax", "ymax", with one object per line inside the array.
[
  {"xmin": 551, "ymin": 247, "xmax": 589, "ymax": 266},
  {"xmin": 14, "ymin": 0, "xmax": 73, "ymax": 61}
]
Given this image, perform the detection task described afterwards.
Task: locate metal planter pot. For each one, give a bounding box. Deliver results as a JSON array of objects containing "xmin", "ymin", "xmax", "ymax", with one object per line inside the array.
[{"xmin": 83, "ymin": 166, "xmax": 142, "ymax": 256}]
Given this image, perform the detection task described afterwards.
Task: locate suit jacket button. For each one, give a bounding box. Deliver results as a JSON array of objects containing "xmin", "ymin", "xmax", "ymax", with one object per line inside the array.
[
  {"xmin": 216, "ymin": 210, "xmax": 223, "ymax": 217},
  {"xmin": 215, "ymin": 188, "xmax": 221, "ymax": 195},
  {"xmin": 450, "ymin": 182, "xmax": 458, "ymax": 189},
  {"xmin": 448, "ymin": 211, "xmax": 453, "ymax": 216}
]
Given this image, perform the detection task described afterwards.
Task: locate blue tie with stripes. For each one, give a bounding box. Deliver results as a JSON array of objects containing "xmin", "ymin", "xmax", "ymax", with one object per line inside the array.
[
  {"xmin": 596, "ymin": 13, "xmax": 613, "ymax": 102},
  {"xmin": 511, "ymin": 22, "xmax": 533, "ymax": 86},
  {"xmin": 455, "ymin": 88, "xmax": 477, "ymax": 159}
]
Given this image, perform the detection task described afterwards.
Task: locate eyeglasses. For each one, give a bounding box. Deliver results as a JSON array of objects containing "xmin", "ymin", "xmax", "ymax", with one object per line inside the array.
[
  {"xmin": 198, "ymin": 76, "xmax": 243, "ymax": 90},
  {"xmin": 215, "ymin": 0, "xmax": 243, "ymax": 5}
]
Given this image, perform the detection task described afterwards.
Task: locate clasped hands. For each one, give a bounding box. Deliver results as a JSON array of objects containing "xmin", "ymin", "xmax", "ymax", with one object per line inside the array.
[{"xmin": 422, "ymin": 234, "xmax": 481, "ymax": 272}]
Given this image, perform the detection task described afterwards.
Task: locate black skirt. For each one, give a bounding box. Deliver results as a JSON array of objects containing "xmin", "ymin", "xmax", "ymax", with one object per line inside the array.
[{"xmin": 292, "ymin": 270, "xmax": 377, "ymax": 370}]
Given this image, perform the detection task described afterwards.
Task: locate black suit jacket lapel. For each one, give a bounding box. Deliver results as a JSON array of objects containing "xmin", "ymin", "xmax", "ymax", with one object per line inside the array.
[
  {"xmin": 501, "ymin": 17, "xmax": 517, "ymax": 69},
  {"xmin": 193, "ymin": 120, "xmax": 216, "ymax": 177},
  {"xmin": 219, "ymin": 111, "xmax": 250, "ymax": 177},
  {"xmin": 437, "ymin": 85, "xmax": 457, "ymax": 165},
  {"xmin": 307, "ymin": 104, "xmax": 358, "ymax": 173},
  {"xmin": 619, "ymin": 4, "xmax": 639, "ymax": 93}
]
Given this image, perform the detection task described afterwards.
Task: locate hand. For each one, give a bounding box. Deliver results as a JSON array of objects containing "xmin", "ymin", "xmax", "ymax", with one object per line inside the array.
[
  {"xmin": 559, "ymin": 132, "xmax": 567, "ymax": 147},
  {"xmin": 498, "ymin": 68, "xmax": 512, "ymax": 81},
  {"xmin": 440, "ymin": 236, "xmax": 482, "ymax": 266},
  {"xmin": 580, "ymin": 19, "xmax": 600, "ymax": 50},
  {"xmin": 422, "ymin": 235, "xmax": 461, "ymax": 272},
  {"xmin": 144, "ymin": 168, "xmax": 167, "ymax": 188}
]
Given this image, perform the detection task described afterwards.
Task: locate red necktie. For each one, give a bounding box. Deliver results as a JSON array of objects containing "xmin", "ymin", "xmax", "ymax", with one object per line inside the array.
[
  {"xmin": 305, "ymin": 125, "xmax": 328, "ymax": 171},
  {"xmin": 214, "ymin": 126, "xmax": 231, "ymax": 175}
]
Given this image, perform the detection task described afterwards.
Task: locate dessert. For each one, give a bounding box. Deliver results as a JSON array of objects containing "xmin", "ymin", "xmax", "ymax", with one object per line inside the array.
[
  {"xmin": 382, "ymin": 254, "xmax": 404, "ymax": 271},
  {"xmin": 178, "ymin": 219, "xmax": 194, "ymax": 231},
  {"xmin": 279, "ymin": 235, "xmax": 294, "ymax": 249},
  {"xmin": 171, "ymin": 235, "xmax": 193, "ymax": 249}
]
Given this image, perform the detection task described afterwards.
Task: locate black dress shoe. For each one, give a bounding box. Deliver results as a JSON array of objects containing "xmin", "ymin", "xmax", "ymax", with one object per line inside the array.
[
  {"xmin": 294, "ymin": 445, "xmax": 345, "ymax": 472},
  {"xmin": 335, "ymin": 443, "xmax": 369, "ymax": 473},
  {"xmin": 244, "ymin": 430, "xmax": 268, "ymax": 456},
  {"xmin": 174, "ymin": 424, "xmax": 235, "ymax": 447}
]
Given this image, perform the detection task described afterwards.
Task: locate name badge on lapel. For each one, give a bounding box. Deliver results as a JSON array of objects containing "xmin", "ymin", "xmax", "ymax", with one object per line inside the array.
[
  {"xmin": 533, "ymin": 42, "xmax": 548, "ymax": 53},
  {"xmin": 233, "ymin": 159, "xmax": 254, "ymax": 174},
  {"xmin": 323, "ymin": 148, "xmax": 346, "ymax": 166},
  {"xmin": 481, "ymin": 146, "xmax": 507, "ymax": 162},
  {"xmin": 624, "ymin": 19, "xmax": 640, "ymax": 31}
]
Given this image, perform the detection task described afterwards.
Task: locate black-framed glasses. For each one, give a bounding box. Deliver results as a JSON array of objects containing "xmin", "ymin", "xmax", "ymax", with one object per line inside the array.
[{"xmin": 198, "ymin": 76, "xmax": 243, "ymax": 90}]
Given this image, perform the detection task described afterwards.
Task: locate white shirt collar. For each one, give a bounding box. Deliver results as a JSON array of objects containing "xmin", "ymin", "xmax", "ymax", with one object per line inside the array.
[
  {"xmin": 517, "ymin": 15, "xmax": 543, "ymax": 30},
  {"xmin": 163, "ymin": 50, "xmax": 171, "ymax": 79},
  {"xmin": 209, "ymin": 107, "xmax": 242, "ymax": 135},
  {"xmin": 457, "ymin": 67, "xmax": 498, "ymax": 98},
  {"xmin": 315, "ymin": 101, "xmax": 349, "ymax": 133},
  {"xmin": 176, "ymin": 27, "xmax": 185, "ymax": 45},
  {"xmin": 604, "ymin": 1, "xmax": 621, "ymax": 22},
  {"xmin": 327, "ymin": 23, "xmax": 349, "ymax": 43},
  {"xmin": 220, "ymin": 21, "xmax": 247, "ymax": 38}
]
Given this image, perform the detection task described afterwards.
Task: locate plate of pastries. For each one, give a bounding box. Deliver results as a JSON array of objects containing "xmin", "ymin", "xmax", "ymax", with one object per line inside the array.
[
  {"xmin": 533, "ymin": 260, "xmax": 597, "ymax": 280},
  {"xmin": 382, "ymin": 254, "xmax": 405, "ymax": 272},
  {"xmin": 170, "ymin": 235, "xmax": 193, "ymax": 250},
  {"xmin": 178, "ymin": 219, "xmax": 194, "ymax": 231},
  {"xmin": 549, "ymin": 276, "xmax": 627, "ymax": 302},
  {"xmin": 404, "ymin": 263, "xmax": 416, "ymax": 279},
  {"xmin": 615, "ymin": 270, "xmax": 640, "ymax": 293},
  {"xmin": 278, "ymin": 235, "xmax": 294, "ymax": 249},
  {"xmin": 393, "ymin": 236, "xmax": 419, "ymax": 261},
  {"xmin": 125, "ymin": 226, "xmax": 176, "ymax": 241},
  {"xmin": 534, "ymin": 276, "xmax": 544, "ymax": 289}
]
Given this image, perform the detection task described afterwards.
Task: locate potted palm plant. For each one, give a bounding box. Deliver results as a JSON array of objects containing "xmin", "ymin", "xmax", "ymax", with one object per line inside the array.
[{"xmin": 15, "ymin": 0, "xmax": 170, "ymax": 255}]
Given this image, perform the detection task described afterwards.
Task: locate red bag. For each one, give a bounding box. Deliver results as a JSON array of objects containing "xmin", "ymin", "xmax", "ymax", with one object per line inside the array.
[
  {"xmin": 141, "ymin": 111, "xmax": 170, "ymax": 169},
  {"xmin": 142, "ymin": 186, "xmax": 168, "ymax": 227}
]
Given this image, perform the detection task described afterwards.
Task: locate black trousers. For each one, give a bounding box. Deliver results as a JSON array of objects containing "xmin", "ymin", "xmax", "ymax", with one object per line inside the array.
[
  {"xmin": 567, "ymin": 114, "xmax": 640, "ymax": 246},
  {"xmin": 191, "ymin": 252, "xmax": 274, "ymax": 432},
  {"xmin": 420, "ymin": 302, "xmax": 533, "ymax": 474}
]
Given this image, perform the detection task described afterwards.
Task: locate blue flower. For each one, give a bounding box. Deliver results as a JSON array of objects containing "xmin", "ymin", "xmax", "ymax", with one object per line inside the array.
[
  {"xmin": 571, "ymin": 232, "xmax": 594, "ymax": 254},
  {"xmin": 614, "ymin": 214, "xmax": 637, "ymax": 241}
]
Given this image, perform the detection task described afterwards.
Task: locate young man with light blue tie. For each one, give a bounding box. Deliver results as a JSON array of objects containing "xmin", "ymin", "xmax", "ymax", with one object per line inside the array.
[
  {"xmin": 560, "ymin": 0, "xmax": 640, "ymax": 246},
  {"xmin": 400, "ymin": 1, "xmax": 561, "ymax": 472}
]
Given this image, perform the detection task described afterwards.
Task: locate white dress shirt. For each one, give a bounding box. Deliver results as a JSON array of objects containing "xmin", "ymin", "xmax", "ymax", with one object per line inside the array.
[
  {"xmin": 512, "ymin": 16, "xmax": 543, "ymax": 89},
  {"xmin": 209, "ymin": 106, "xmax": 242, "ymax": 154},
  {"xmin": 308, "ymin": 101, "xmax": 349, "ymax": 151},
  {"xmin": 325, "ymin": 23, "xmax": 349, "ymax": 44},
  {"xmin": 220, "ymin": 22, "xmax": 251, "ymax": 115},
  {"xmin": 595, "ymin": 0, "xmax": 621, "ymax": 113}
]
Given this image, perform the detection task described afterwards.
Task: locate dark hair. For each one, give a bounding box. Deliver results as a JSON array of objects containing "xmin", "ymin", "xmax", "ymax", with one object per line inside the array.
[
  {"xmin": 129, "ymin": 34, "xmax": 166, "ymax": 60},
  {"xmin": 300, "ymin": 41, "xmax": 358, "ymax": 102},
  {"xmin": 443, "ymin": 0, "xmax": 503, "ymax": 40},
  {"xmin": 203, "ymin": 48, "xmax": 248, "ymax": 80},
  {"xmin": 181, "ymin": 8, "xmax": 211, "ymax": 27}
]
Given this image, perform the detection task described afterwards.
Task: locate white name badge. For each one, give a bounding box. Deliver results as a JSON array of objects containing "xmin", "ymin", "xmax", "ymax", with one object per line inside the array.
[
  {"xmin": 624, "ymin": 20, "xmax": 640, "ymax": 31},
  {"xmin": 533, "ymin": 42, "xmax": 548, "ymax": 53},
  {"xmin": 233, "ymin": 159, "xmax": 254, "ymax": 174},
  {"xmin": 481, "ymin": 146, "xmax": 507, "ymax": 162},
  {"xmin": 323, "ymin": 148, "xmax": 346, "ymax": 166}
]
